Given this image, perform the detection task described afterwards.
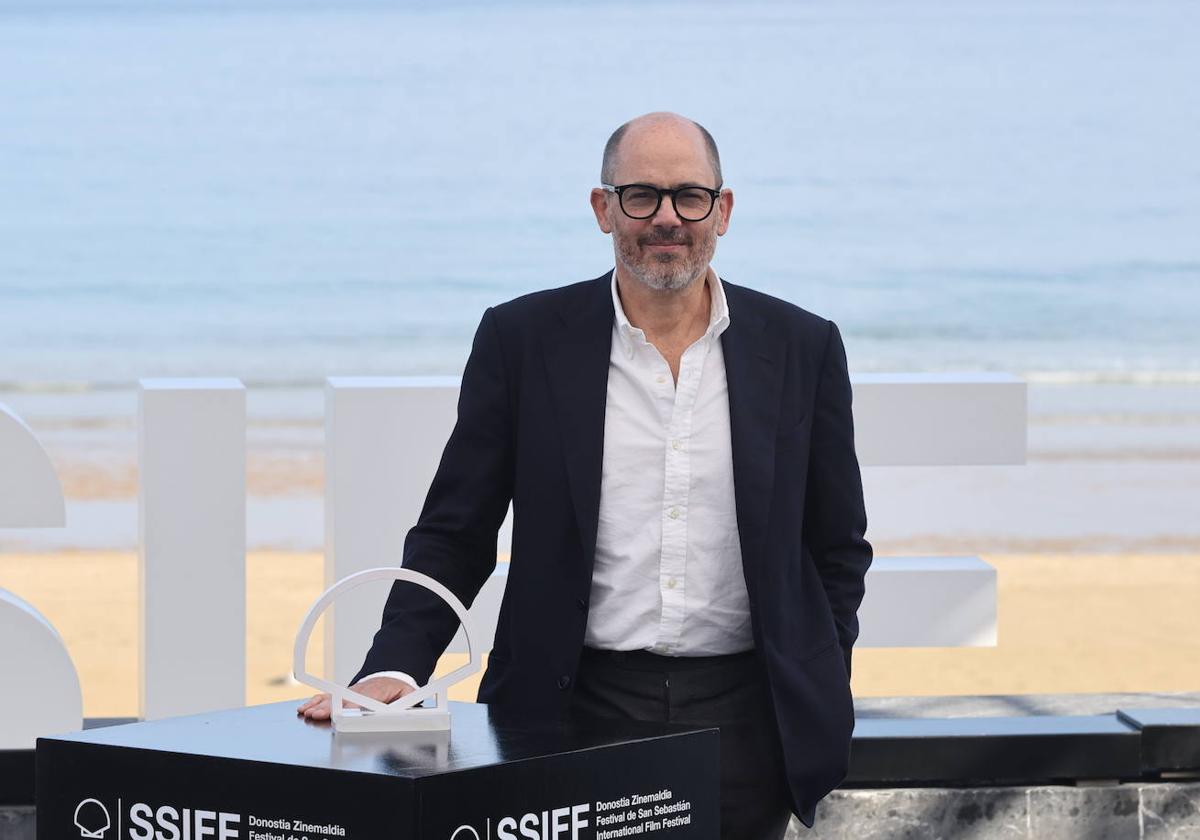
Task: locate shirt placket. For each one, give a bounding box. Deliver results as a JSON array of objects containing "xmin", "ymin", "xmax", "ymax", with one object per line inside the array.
[{"xmin": 654, "ymin": 335, "xmax": 710, "ymax": 653}]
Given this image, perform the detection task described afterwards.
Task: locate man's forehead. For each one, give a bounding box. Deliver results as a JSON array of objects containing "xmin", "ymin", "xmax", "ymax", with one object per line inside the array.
[{"xmin": 613, "ymin": 122, "xmax": 714, "ymax": 184}]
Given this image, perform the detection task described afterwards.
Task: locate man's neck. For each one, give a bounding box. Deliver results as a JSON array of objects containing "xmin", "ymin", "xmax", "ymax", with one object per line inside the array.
[{"xmin": 614, "ymin": 265, "xmax": 713, "ymax": 348}]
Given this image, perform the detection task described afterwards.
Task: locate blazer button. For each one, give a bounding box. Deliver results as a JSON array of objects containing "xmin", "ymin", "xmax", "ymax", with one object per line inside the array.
[
  {"xmin": 575, "ymin": 597, "xmax": 587, "ymax": 611},
  {"xmin": 557, "ymin": 674, "xmax": 571, "ymax": 690}
]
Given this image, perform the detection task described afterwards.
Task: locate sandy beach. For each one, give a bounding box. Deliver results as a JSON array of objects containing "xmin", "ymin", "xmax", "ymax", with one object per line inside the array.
[{"xmin": 1, "ymin": 550, "xmax": 1197, "ymax": 718}]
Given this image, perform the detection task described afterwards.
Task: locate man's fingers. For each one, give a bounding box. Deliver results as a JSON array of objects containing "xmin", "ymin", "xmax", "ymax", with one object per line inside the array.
[
  {"xmin": 305, "ymin": 701, "xmax": 332, "ymax": 720},
  {"xmin": 297, "ymin": 693, "xmax": 332, "ymax": 718},
  {"xmin": 296, "ymin": 693, "xmax": 365, "ymax": 720},
  {"xmin": 297, "ymin": 677, "xmax": 413, "ymax": 720}
]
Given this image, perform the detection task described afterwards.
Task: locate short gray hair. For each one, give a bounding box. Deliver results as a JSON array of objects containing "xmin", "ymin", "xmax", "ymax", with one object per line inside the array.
[{"xmin": 601, "ymin": 117, "xmax": 723, "ymax": 188}]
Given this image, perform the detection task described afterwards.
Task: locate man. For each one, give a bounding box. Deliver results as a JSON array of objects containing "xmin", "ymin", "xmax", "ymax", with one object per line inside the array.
[{"xmin": 299, "ymin": 112, "xmax": 873, "ymax": 837}]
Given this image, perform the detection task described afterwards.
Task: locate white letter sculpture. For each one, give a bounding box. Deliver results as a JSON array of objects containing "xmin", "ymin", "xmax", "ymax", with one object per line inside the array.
[
  {"xmin": 138, "ymin": 379, "xmax": 246, "ymax": 720},
  {"xmin": 0, "ymin": 403, "xmax": 83, "ymax": 749},
  {"xmin": 293, "ymin": 567, "xmax": 481, "ymax": 733}
]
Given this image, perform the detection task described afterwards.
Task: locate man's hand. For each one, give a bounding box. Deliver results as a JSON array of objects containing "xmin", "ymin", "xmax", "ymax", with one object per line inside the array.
[{"xmin": 296, "ymin": 675, "xmax": 416, "ymax": 721}]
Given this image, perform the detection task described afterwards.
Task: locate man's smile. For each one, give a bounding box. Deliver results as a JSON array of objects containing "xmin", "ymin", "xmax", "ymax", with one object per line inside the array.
[{"xmin": 642, "ymin": 235, "xmax": 689, "ymax": 250}]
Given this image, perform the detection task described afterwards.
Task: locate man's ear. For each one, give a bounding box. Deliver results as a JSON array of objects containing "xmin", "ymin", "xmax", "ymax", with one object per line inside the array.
[
  {"xmin": 716, "ymin": 189, "xmax": 734, "ymax": 236},
  {"xmin": 590, "ymin": 188, "xmax": 614, "ymax": 234}
]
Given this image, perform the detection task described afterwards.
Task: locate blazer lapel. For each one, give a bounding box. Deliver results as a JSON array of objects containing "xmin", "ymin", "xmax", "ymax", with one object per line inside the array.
[
  {"xmin": 720, "ymin": 281, "xmax": 786, "ymax": 579},
  {"xmin": 542, "ymin": 272, "xmax": 615, "ymax": 572}
]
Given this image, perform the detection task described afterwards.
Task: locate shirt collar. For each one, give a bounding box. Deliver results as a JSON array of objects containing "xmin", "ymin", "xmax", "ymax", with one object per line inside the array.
[{"xmin": 610, "ymin": 268, "xmax": 731, "ymax": 357}]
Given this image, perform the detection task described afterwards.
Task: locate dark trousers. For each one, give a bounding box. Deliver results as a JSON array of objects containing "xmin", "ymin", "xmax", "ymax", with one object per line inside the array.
[{"xmin": 569, "ymin": 646, "xmax": 794, "ymax": 840}]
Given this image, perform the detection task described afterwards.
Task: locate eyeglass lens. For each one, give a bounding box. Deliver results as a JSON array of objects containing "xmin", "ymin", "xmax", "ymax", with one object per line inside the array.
[{"xmin": 620, "ymin": 186, "xmax": 715, "ymax": 221}]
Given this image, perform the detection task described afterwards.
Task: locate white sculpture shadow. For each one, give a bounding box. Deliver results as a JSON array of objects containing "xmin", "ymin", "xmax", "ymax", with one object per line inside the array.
[{"xmin": 294, "ymin": 567, "xmax": 481, "ymax": 733}]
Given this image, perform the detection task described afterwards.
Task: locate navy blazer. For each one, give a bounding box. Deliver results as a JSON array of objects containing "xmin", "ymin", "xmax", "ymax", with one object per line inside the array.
[{"xmin": 356, "ymin": 270, "xmax": 873, "ymax": 827}]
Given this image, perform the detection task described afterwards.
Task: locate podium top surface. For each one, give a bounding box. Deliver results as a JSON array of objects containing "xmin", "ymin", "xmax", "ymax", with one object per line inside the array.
[{"xmin": 39, "ymin": 700, "xmax": 714, "ymax": 780}]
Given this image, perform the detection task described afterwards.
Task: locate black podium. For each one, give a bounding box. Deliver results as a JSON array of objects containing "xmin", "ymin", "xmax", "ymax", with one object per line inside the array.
[{"xmin": 36, "ymin": 700, "xmax": 718, "ymax": 839}]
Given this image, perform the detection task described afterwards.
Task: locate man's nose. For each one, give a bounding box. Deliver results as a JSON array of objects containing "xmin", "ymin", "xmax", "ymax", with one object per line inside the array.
[{"xmin": 649, "ymin": 193, "xmax": 684, "ymax": 227}]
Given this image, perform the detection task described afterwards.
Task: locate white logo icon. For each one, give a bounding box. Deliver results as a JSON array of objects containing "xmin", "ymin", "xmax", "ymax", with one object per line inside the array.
[{"xmin": 73, "ymin": 798, "xmax": 111, "ymax": 838}]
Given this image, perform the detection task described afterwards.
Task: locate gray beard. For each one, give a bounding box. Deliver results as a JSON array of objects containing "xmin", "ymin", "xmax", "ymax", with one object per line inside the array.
[
  {"xmin": 620, "ymin": 256, "xmax": 698, "ymax": 291},
  {"xmin": 615, "ymin": 235, "xmax": 715, "ymax": 293}
]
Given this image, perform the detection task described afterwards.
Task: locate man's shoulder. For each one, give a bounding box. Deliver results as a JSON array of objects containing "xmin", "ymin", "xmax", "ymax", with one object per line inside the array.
[
  {"xmin": 489, "ymin": 273, "xmax": 609, "ymax": 325},
  {"xmin": 720, "ymin": 277, "xmax": 832, "ymax": 335}
]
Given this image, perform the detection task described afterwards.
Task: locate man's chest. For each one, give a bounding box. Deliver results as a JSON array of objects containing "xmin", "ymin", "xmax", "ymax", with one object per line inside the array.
[{"xmin": 600, "ymin": 330, "xmax": 736, "ymax": 498}]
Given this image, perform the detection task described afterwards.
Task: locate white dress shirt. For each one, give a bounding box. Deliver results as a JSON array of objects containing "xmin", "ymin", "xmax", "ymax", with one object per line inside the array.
[
  {"xmin": 584, "ymin": 269, "xmax": 753, "ymax": 656},
  {"xmin": 364, "ymin": 268, "xmax": 752, "ymax": 690}
]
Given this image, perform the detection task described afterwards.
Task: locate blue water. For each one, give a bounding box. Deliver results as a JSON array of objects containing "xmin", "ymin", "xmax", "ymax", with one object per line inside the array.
[{"xmin": 2, "ymin": 0, "xmax": 1199, "ymax": 388}]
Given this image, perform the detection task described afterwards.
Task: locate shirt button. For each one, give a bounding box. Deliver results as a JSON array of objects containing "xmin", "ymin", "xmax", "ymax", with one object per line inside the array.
[
  {"xmin": 666, "ymin": 577, "xmax": 677, "ymax": 589},
  {"xmin": 668, "ymin": 507, "xmax": 681, "ymax": 519},
  {"xmin": 671, "ymin": 440, "xmax": 682, "ymax": 451},
  {"xmin": 656, "ymin": 374, "xmax": 667, "ymax": 384},
  {"xmin": 557, "ymin": 675, "xmax": 572, "ymax": 690}
]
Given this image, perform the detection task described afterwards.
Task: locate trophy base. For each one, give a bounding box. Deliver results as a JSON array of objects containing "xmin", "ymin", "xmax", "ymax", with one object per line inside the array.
[{"xmin": 333, "ymin": 706, "xmax": 451, "ymax": 733}]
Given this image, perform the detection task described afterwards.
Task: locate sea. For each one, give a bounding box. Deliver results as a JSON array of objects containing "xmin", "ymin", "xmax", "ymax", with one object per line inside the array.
[{"xmin": 1, "ymin": 0, "xmax": 1198, "ymax": 552}]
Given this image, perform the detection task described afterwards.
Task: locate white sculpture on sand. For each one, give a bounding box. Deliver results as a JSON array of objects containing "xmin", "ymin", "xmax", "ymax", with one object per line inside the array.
[
  {"xmin": 138, "ymin": 379, "xmax": 246, "ymax": 721},
  {"xmin": 0, "ymin": 404, "xmax": 83, "ymax": 749}
]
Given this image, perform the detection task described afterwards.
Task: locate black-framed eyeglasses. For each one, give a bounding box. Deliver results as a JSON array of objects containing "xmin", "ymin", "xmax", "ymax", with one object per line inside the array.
[{"xmin": 601, "ymin": 183, "xmax": 723, "ymax": 222}]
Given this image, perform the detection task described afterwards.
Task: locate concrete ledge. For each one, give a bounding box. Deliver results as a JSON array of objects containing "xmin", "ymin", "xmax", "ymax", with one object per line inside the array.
[
  {"xmin": 784, "ymin": 693, "xmax": 1200, "ymax": 837},
  {"xmin": 787, "ymin": 781, "xmax": 1200, "ymax": 838},
  {"xmin": 0, "ymin": 807, "xmax": 32, "ymax": 840},
  {"xmin": 849, "ymin": 713, "xmax": 1143, "ymax": 785},
  {"xmin": 855, "ymin": 690, "xmax": 1200, "ymax": 718}
]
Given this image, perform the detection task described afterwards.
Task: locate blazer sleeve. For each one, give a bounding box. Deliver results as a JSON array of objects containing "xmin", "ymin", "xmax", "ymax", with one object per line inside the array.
[
  {"xmin": 354, "ymin": 306, "xmax": 515, "ymax": 686},
  {"xmin": 802, "ymin": 319, "xmax": 873, "ymax": 681}
]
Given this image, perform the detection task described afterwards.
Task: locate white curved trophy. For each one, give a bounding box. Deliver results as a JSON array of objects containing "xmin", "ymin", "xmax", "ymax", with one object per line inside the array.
[
  {"xmin": 293, "ymin": 567, "xmax": 482, "ymax": 733},
  {"xmin": 0, "ymin": 589, "xmax": 84, "ymax": 749},
  {"xmin": 0, "ymin": 402, "xmax": 82, "ymax": 749},
  {"xmin": 0, "ymin": 403, "xmax": 66, "ymax": 527}
]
